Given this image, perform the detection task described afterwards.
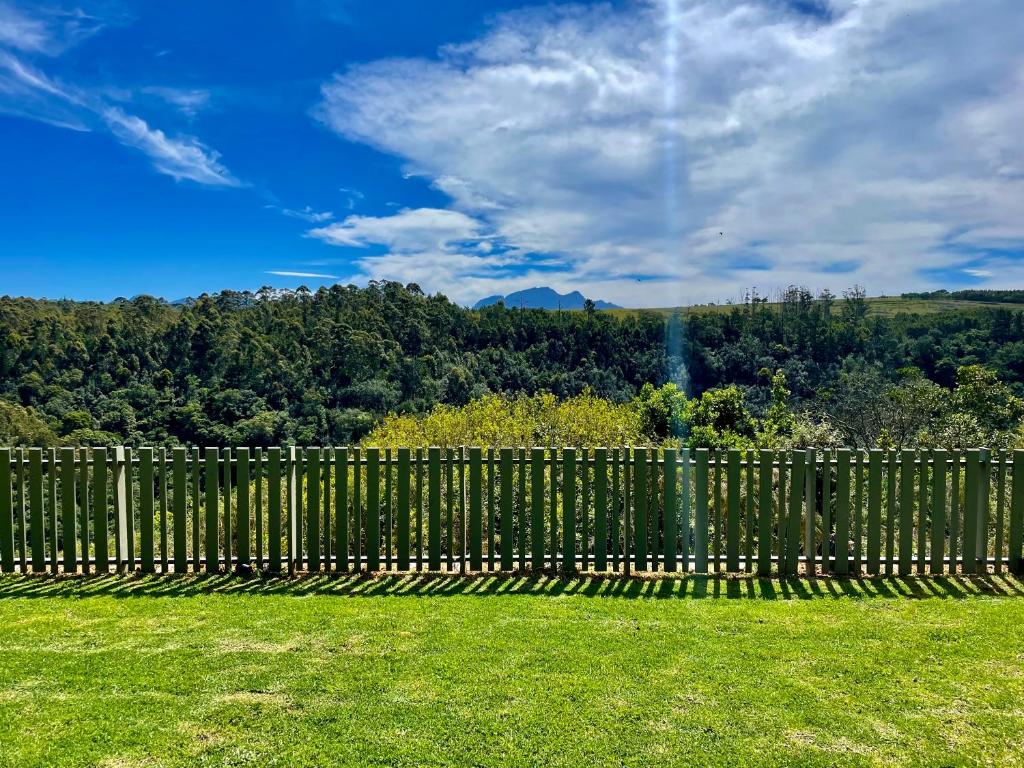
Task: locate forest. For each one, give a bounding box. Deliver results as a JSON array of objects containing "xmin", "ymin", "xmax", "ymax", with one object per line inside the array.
[{"xmin": 2, "ymin": 281, "xmax": 1024, "ymax": 449}]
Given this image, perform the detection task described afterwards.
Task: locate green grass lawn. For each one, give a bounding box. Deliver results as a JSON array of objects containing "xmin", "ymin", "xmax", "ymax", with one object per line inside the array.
[{"xmin": 2, "ymin": 574, "xmax": 1023, "ymax": 768}]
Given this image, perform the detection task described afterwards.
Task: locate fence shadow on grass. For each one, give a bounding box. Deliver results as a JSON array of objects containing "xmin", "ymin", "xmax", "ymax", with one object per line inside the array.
[{"xmin": 0, "ymin": 570, "xmax": 1022, "ymax": 601}]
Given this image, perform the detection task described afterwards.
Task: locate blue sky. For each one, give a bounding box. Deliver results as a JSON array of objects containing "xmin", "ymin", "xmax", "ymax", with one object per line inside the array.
[{"xmin": 1, "ymin": 0, "xmax": 1022, "ymax": 307}]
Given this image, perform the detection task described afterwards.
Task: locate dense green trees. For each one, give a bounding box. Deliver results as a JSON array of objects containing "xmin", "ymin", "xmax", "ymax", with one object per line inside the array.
[
  {"xmin": 673, "ymin": 286, "xmax": 1024, "ymax": 407},
  {"xmin": 4, "ymin": 281, "xmax": 1024, "ymax": 448},
  {"xmin": 0, "ymin": 282, "xmax": 664, "ymax": 446}
]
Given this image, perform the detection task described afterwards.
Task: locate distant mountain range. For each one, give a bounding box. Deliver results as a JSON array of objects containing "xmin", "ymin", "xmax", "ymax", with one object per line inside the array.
[{"xmin": 473, "ymin": 287, "xmax": 621, "ymax": 310}]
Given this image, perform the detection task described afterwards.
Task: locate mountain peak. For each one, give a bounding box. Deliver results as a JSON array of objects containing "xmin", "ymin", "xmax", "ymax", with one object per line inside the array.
[{"xmin": 473, "ymin": 287, "xmax": 621, "ymax": 310}]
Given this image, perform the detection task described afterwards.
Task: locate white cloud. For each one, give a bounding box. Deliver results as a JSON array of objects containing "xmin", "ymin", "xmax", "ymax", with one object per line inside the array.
[
  {"xmin": 315, "ymin": 0, "xmax": 1024, "ymax": 306},
  {"xmin": 0, "ymin": 5, "xmax": 237, "ymax": 188},
  {"xmin": 102, "ymin": 107, "xmax": 239, "ymax": 186},
  {"xmin": 308, "ymin": 207, "xmax": 484, "ymax": 250},
  {"xmin": 338, "ymin": 186, "xmax": 364, "ymax": 210},
  {"xmin": 280, "ymin": 205, "xmax": 334, "ymax": 223},
  {"xmin": 267, "ymin": 270, "xmax": 339, "ymax": 279},
  {"xmin": 0, "ymin": 2, "xmax": 48, "ymax": 52},
  {"xmin": 304, "ymin": 207, "xmax": 523, "ymax": 301},
  {"xmin": 0, "ymin": 2, "xmax": 104, "ymax": 55},
  {"xmin": 140, "ymin": 86, "xmax": 211, "ymax": 118}
]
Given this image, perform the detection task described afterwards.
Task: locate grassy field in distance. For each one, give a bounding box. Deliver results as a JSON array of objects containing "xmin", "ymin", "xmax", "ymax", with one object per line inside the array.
[{"xmin": 601, "ymin": 296, "xmax": 1024, "ymax": 319}]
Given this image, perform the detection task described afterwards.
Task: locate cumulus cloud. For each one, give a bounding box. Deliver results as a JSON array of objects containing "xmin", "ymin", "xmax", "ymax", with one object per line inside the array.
[
  {"xmin": 307, "ymin": 207, "xmax": 484, "ymax": 249},
  {"xmin": 302, "ymin": 207, "xmax": 541, "ymax": 300},
  {"xmin": 315, "ymin": 0, "xmax": 1024, "ymax": 306}
]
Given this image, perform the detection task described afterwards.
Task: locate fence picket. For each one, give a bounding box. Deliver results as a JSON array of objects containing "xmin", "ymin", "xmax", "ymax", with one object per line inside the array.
[
  {"xmin": 853, "ymin": 452, "xmax": 863, "ymax": 572},
  {"xmin": 804, "ymin": 448, "xmax": 816, "ymax": 575},
  {"xmin": 306, "ymin": 448, "xmax": 320, "ymax": 572},
  {"xmin": 549, "ymin": 448, "xmax": 558, "ymax": 571},
  {"xmin": 962, "ymin": 449, "xmax": 980, "ymax": 575},
  {"xmin": 385, "ymin": 448, "xmax": 392, "ymax": 571},
  {"xmin": 898, "ymin": 449, "xmax": 915, "ymax": 577},
  {"xmin": 725, "ymin": 449, "xmax": 740, "ymax": 572},
  {"xmin": 94, "ymin": 448, "xmax": 109, "ymax": 574},
  {"xmin": 60, "ymin": 447, "xmax": 76, "ymax": 573},
  {"xmin": 222, "ymin": 448, "xmax": 232, "ymax": 571},
  {"xmin": 931, "ymin": 450, "xmax": 947, "ymax": 574},
  {"xmin": 756, "ymin": 449, "xmax": 771, "ymax": 576},
  {"xmin": 995, "ymin": 451, "xmax": 1006, "ymax": 574},
  {"xmin": 323, "ymin": 448, "xmax": 332, "ymax": 572},
  {"xmin": 786, "ymin": 451, "xmax": 803, "ymax": 576},
  {"xmin": 594, "ymin": 448, "xmax": 608, "ymax": 572},
  {"xmin": 469, "ymin": 448, "xmax": 483, "ymax": 570},
  {"xmin": 428, "ymin": 447, "xmax": 441, "ymax": 570},
  {"xmin": 885, "ymin": 450, "xmax": 897, "ymax": 576},
  {"xmin": 458, "ymin": 448, "xmax": 467, "ymax": 575},
  {"xmin": 139, "ymin": 448, "xmax": 155, "ymax": 574},
  {"xmin": 352, "ymin": 448, "xmax": 361, "ymax": 571},
  {"xmin": 415, "ymin": 448, "xmax": 424, "ymax": 571},
  {"xmin": 501, "ymin": 447, "xmax": 515, "ymax": 571},
  {"xmin": 950, "ymin": 450, "xmax": 961, "ymax": 573},
  {"xmin": 190, "ymin": 447, "xmax": 200, "ymax": 571},
  {"xmin": 581, "ymin": 448, "xmax": 589, "ymax": 572},
  {"xmin": 398, "ymin": 448, "xmax": 411, "ymax": 571},
  {"xmin": 446, "ymin": 449, "xmax": 454, "ymax": 571},
  {"xmin": 979, "ymin": 449, "xmax": 991, "ymax": 569},
  {"xmin": 563, "ymin": 448, "xmax": 577, "ymax": 573},
  {"xmin": 336, "ymin": 448, "xmax": 348, "ymax": 572},
  {"xmin": 713, "ymin": 453, "xmax": 722, "ymax": 572},
  {"xmin": 48, "ymin": 449, "xmax": 57, "ymax": 574},
  {"xmin": 159, "ymin": 448, "xmax": 168, "ymax": 572},
  {"xmin": 204, "ymin": 447, "xmax": 219, "ymax": 572},
  {"xmin": 268, "ymin": 447, "xmax": 282, "ymax": 572},
  {"xmin": 664, "ymin": 448, "xmax": 677, "ymax": 572},
  {"xmin": 173, "ymin": 448, "xmax": 187, "ymax": 572},
  {"xmin": 1011, "ymin": 450, "xmax": 1024, "ymax": 575},
  {"xmin": 623, "ymin": 448, "xmax": 631, "ymax": 576},
  {"xmin": 255, "ymin": 448, "xmax": 263, "ymax": 570},
  {"xmin": 745, "ymin": 449, "xmax": 755, "ymax": 573},
  {"xmin": 777, "ymin": 452, "xmax": 787, "ymax": 572},
  {"xmin": 530, "ymin": 448, "xmax": 545, "ymax": 570},
  {"xmin": 867, "ymin": 450, "xmax": 882, "ymax": 573},
  {"xmin": 633, "ymin": 447, "xmax": 647, "ymax": 570},
  {"xmin": 78, "ymin": 448, "xmax": 89, "ymax": 575},
  {"xmin": 29, "ymin": 448, "xmax": 44, "ymax": 572},
  {"xmin": 821, "ymin": 450, "xmax": 831, "ymax": 573},
  {"xmin": 0, "ymin": 448, "xmax": 11, "ymax": 573},
  {"xmin": 836, "ymin": 449, "xmax": 850, "ymax": 575},
  {"xmin": 237, "ymin": 447, "xmax": 250, "ymax": 569},
  {"xmin": 366, "ymin": 448, "xmax": 380, "ymax": 571},
  {"xmin": 16, "ymin": 449, "xmax": 25, "ymax": 572},
  {"xmin": 681, "ymin": 449, "xmax": 691, "ymax": 573},
  {"xmin": 695, "ymin": 449, "xmax": 709, "ymax": 574},
  {"xmin": 512, "ymin": 449, "xmax": 523, "ymax": 570},
  {"xmin": 649, "ymin": 450, "xmax": 659, "ymax": 572},
  {"xmin": 917, "ymin": 450, "xmax": 928, "ymax": 575}
]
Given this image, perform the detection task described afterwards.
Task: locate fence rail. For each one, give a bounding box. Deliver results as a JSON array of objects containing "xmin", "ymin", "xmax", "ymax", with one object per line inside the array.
[{"xmin": 1, "ymin": 446, "xmax": 1022, "ymax": 577}]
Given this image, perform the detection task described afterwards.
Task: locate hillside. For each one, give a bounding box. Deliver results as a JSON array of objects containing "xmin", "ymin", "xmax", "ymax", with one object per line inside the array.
[{"xmin": 603, "ymin": 296, "xmax": 1024, "ymax": 319}]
